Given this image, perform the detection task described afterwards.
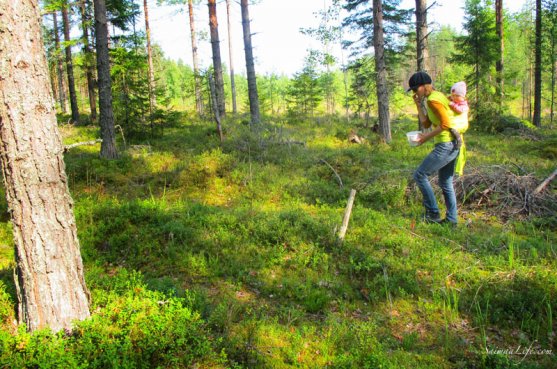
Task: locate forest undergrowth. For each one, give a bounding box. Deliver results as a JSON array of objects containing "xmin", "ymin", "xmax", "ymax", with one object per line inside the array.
[{"xmin": 0, "ymin": 113, "xmax": 556, "ymax": 368}]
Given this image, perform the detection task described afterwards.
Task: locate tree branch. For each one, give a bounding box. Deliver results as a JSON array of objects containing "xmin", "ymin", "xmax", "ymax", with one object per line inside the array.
[
  {"xmin": 320, "ymin": 159, "xmax": 343, "ymax": 188},
  {"xmin": 64, "ymin": 139, "xmax": 102, "ymax": 152},
  {"xmin": 533, "ymin": 168, "xmax": 557, "ymax": 195}
]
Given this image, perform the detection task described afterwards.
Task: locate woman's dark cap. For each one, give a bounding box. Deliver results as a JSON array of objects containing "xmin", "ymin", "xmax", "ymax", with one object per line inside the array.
[{"xmin": 407, "ymin": 71, "xmax": 432, "ymax": 92}]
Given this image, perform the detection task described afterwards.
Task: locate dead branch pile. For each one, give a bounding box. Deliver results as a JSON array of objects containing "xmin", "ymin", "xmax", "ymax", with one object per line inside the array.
[{"xmin": 453, "ymin": 165, "xmax": 557, "ymax": 219}]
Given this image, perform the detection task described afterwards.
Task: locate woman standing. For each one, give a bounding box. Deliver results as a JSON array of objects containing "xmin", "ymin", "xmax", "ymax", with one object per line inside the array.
[{"xmin": 408, "ymin": 71, "xmax": 461, "ymax": 226}]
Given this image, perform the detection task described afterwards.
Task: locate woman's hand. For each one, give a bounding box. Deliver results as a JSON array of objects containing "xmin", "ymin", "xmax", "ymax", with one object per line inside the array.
[
  {"xmin": 418, "ymin": 126, "xmax": 443, "ymax": 145},
  {"xmin": 416, "ymin": 133, "xmax": 426, "ymax": 145},
  {"xmin": 413, "ymin": 93, "xmax": 421, "ymax": 105}
]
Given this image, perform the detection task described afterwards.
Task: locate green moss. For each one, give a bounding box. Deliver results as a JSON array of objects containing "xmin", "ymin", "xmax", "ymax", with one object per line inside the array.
[{"xmin": 0, "ymin": 115, "xmax": 555, "ymax": 368}]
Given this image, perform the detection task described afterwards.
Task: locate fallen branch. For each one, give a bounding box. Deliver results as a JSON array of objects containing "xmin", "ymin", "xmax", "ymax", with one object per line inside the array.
[
  {"xmin": 452, "ymin": 165, "xmax": 557, "ymax": 219},
  {"xmin": 338, "ymin": 189, "xmax": 357, "ymax": 243},
  {"xmin": 281, "ymin": 140, "xmax": 305, "ymax": 146},
  {"xmin": 320, "ymin": 159, "xmax": 343, "ymax": 188},
  {"xmin": 64, "ymin": 139, "xmax": 102, "ymax": 152},
  {"xmin": 533, "ymin": 168, "xmax": 557, "ymax": 195}
]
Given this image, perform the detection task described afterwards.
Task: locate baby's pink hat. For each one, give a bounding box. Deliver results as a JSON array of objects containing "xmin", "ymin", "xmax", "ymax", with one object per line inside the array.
[{"xmin": 451, "ymin": 81, "xmax": 467, "ymax": 97}]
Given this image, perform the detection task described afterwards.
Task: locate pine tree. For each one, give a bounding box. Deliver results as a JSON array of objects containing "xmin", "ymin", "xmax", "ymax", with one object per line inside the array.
[
  {"xmin": 415, "ymin": 0, "xmax": 430, "ymax": 72},
  {"xmin": 287, "ymin": 52, "xmax": 323, "ymax": 117},
  {"xmin": 62, "ymin": 0, "xmax": 81, "ymax": 123},
  {"xmin": 79, "ymin": 0, "xmax": 98, "ymax": 121},
  {"xmin": 241, "ymin": 0, "xmax": 260, "ymax": 126},
  {"xmin": 1, "ymin": 0, "xmax": 91, "ymax": 332},
  {"xmin": 495, "ymin": 0, "xmax": 504, "ymax": 107},
  {"xmin": 208, "ymin": 0, "xmax": 226, "ymax": 117},
  {"xmin": 52, "ymin": 10, "xmax": 68, "ymax": 113},
  {"xmin": 94, "ymin": 0, "xmax": 118, "ymax": 159},
  {"xmin": 543, "ymin": 0, "xmax": 557, "ymax": 126},
  {"xmin": 533, "ymin": 0, "xmax": 542, "ymax": 127},
  {"xmin": 342, "ymin": 0, "xmax": 411, "ymax": 141},
  {"xmin": 143, "ymin": 0, "xmax": 157, "ymax": 115},
  {"xmin": 226, "ymin": 0, "xmax": 237, "ymax": 114},
  {"xmin": 452, "ymin": 0, "xmax": 498, "ymax": 112}
]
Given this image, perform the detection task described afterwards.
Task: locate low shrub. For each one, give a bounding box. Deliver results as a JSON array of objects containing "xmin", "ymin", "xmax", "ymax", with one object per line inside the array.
[{"xmin": 0, "ymin": 270, "xmax": 225, "ymax": 368}]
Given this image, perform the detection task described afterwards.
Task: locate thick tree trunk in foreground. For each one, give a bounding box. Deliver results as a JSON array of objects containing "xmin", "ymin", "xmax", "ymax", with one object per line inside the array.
[
  {"xmin": 208, "ymin": 0, "xmax": 226, "ymax": 117},
  {"xmin": 94, "ymin": 0, "xmax": 118, "ymax": 159},
  {"xmin": 373, "ymin": 0, "xmax": 391, "ymax": 143},
  {"xmin": 241, "ymin": 0, "xmax": 261, "ymax": 126},
  {"xmin": 188, "ymin": 0, "xmax": 204, "ymax": 115},
  {"xmin": 0, "ymin": 0, "xmax": 91, "ymax": 332}
]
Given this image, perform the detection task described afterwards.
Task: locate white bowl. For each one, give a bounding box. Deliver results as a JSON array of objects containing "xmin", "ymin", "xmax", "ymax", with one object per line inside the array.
[{"xmin": 406, "ymin": 131, "xmax": 421, "ymax": 146}]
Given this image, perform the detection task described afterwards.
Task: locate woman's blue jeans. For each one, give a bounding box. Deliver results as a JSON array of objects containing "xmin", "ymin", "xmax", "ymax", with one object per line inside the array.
[{"xmin": 413, "ymin": 142, "xmax": 460, "ymax": 223}]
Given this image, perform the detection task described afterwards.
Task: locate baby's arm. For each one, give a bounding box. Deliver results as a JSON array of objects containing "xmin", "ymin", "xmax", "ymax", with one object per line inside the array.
[{"xmin": 449, "ymin": 101, "xmax": 469, "ymax": 114}]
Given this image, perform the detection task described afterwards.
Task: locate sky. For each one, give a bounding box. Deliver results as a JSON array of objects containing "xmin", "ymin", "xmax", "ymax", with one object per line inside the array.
[{"xmin": 146, "ymin": 0, "xmax": 530, "ymax": 77}]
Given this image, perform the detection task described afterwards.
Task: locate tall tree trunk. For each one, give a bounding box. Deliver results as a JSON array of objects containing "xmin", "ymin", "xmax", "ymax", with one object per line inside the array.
[
  {"xmin": 188, "ymin": 0, "xmax": 203, "ymax": 115},
  {"xmin": 0, "ymin": 0, "xmax": 91, "ymax": 332},
  {"xmin": 372, "ymin": 0, "xmax": 391, "ymax": 143},
  {"xmin": 533, "ymin": 0, "xmax": 542, "ymax": 127},
  {"xmin": 143, "ymin": 0, "xmax": 157, "ymax": 115},
  {"xmin": 415, "ymin": 0, "xmax": 429, "ymax": 72},
  {"xmin": 208, "ymin": 74, "xmax": 224, "ymax": 142},
  {"xmin": 94, "ymin": 0, "xmax": 118, "ymax": 159},
  {"xmin": 549, "ymin": 49, "xmax": 557, "ymax": 127},
  {"xmin": 226, "ymin": 0, "xmax": 237, "ymax": 114},
  {"xmin": 208, "ymin": 0, "xmax": 226, "ymax": 117},
  {"xmin": 495, "ymin": 0, "xmax": 504, "ymax": 108},
  {"xmin": 241, "ymin": 0, "xmax": 261, "ymax": 127},
  {"xmin": 415, "ymin": 0, "xmax": 428, "ymax": 130},
  {"xmin": 53, "ymin": 11, "xmax": 68, "ymax": 114},
  {"xmin": 475, "ymin": 57, "xmax": 480, "ymax": 110},
  {"xmin": 339, "ymin": 26, "xmax": 350, "ymax": 119},
  {"xmin": 62, "ymin": 1, "xmax": 80, "ymax": 123},
  {"xmin": 80, "ymin": 0, "xmax": 97, "ymax": 121}
]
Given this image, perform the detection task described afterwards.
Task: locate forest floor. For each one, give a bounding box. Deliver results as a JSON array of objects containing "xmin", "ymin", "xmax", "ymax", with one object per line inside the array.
[{"xmin": 0, "ymin": 113, "xmax": 556, "ymax": 368}]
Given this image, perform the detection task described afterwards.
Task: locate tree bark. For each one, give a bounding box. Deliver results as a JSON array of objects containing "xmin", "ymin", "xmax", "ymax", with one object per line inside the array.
[
  {"xmin": 0, "ymin": 0, "xmax": 91, "ymax": 332},
  {"xmin": 144, "ymin": 0, "xmax": 157, "ymax": 115},
  {"xmin": 495, "ymin": 0, "xmax": 504, "ymax": 107},
  {"xmin": 52, "ymin": 11, "xmax": 68, "ymax": 114},
  {"xmin": 415, "ymin": 0, "xmax": 429, "ymax": 72},
  {"xmin": 208, "ymin": 0, "xmax": 226, "ymax": 117},
  {"xmin": 533, "ymin": 0, "xmax": 542, "ymax": 127},
  {"xmin": 208, "ymin": 74, "xmax": 224, "ymax": 143},
  {"xmin": 188, "ymin": 0, "xmax": 204, "ymax": 115},
  {"xmin": 226, "ymin": 0, "xmax": 237, "ymax": 114},
  {"xmin": 338, "ymin": 189, "xmax": 357, "ymax": 242},
  {"xmin": 549, "ymin": 54, "xmax": 557, "ymax": 127},
  {"xmin": 79, "ymin": 0, "xmax": 98, "ymax": 121},
  {"xmin": 533, "ymin": 168, "xmax": 557, "ymax": 195},
  {"xmin": 94, "ymin": 0, "xmax": 118, "ymax": 159},
  {"xmin": 372, "ymin": 0, "xmax": 391, "ymax": 143},
  {"xmin": 62, "ymin": 1, "xmax": 80, "ymax": 123},
  {"xmin": 241, "ymin": 0, "xmax": 261, "ymax": 126}
]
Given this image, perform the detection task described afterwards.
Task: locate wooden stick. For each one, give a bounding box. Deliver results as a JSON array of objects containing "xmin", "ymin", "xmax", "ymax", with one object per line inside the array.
[
  {"xmin": 320, "ymin": 159, "xmax": 343, "ymax": 188},
  {"xmin": 338, "ymin": 189, "xmax": 357, "ymax": 242},
  {"xmin": 64, "ymin": 139, "xmax": 102, "ymax": 151},
  {"xmin": 533, "ymin": 168, "xmax": 557, "ymax": 195}
]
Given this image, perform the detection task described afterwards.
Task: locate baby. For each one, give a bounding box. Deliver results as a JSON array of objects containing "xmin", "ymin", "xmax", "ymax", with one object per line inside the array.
[
  {"xmin": 448, "ymin": 81, "xmax": 469, "ymax": 150},
  {"xmin": 449, "ymin": 81, "xmax": 469, "ymax": 115}
]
